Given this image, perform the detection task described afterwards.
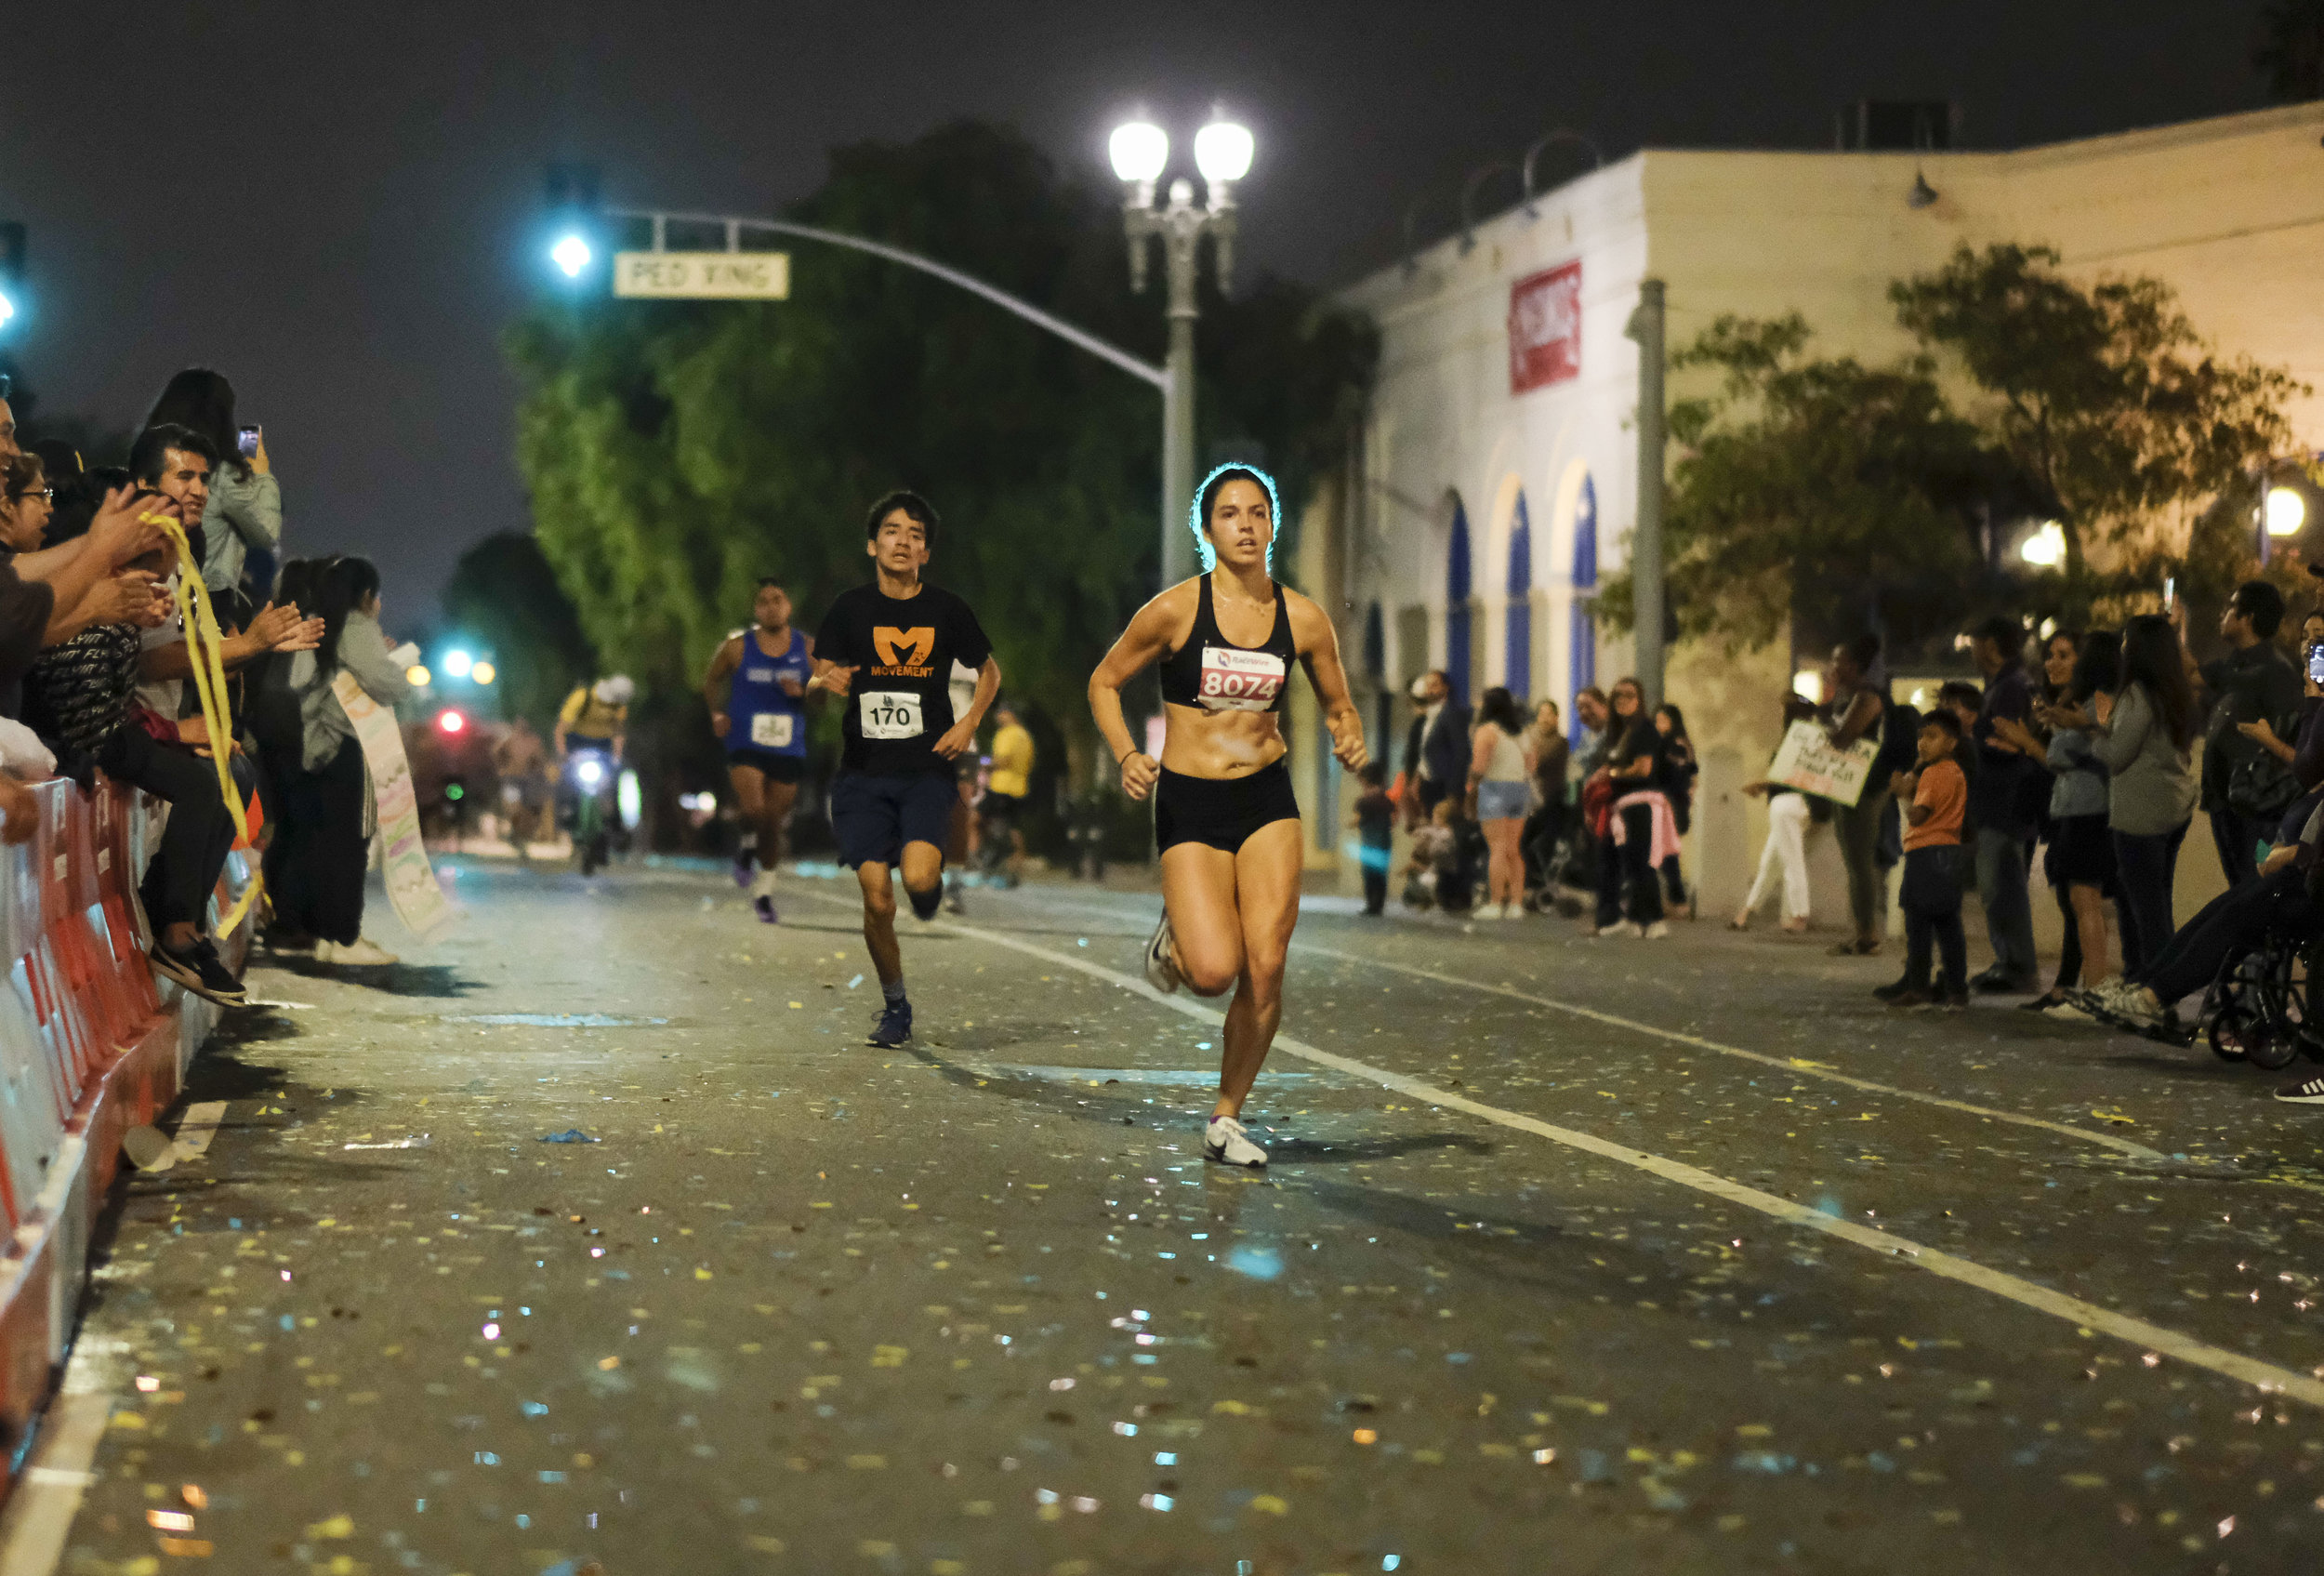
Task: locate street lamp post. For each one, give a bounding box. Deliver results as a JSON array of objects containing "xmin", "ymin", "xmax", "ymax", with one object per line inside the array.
[{"xmin": 1112, "ymin": 115, "xmax": 1253, "ymax": 587}]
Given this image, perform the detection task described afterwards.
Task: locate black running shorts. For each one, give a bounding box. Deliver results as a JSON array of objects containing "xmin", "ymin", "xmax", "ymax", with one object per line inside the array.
[{"xmin": 1154, "ymin": 761, "xmax": 1300, "ymax": 855}]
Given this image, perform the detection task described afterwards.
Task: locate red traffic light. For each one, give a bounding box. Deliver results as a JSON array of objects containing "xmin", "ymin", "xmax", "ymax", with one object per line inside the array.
[{"xmin": 436, "ymin": 709, "xmax": 468, "ymax": 735}]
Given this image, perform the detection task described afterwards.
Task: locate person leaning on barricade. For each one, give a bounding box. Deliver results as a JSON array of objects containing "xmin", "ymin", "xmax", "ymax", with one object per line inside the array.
[
  {"xmin": 22, "ymin": 440, "xmax": 319, "ymax": 1007},
  {"xmin": 0, "ymin": 447, "xmax": 182, "ymax": 845}
]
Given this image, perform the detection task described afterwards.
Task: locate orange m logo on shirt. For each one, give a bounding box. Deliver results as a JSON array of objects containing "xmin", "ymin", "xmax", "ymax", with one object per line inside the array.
[{"xmin": 874, "ymin": 627, "xmax": 935, "ymax": 671}]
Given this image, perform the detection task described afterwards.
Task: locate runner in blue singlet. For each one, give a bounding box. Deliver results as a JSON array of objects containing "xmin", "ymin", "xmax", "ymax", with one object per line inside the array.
[{"xmin": 703, "ymin": 578, "xmax": 817, "ymax": 922}]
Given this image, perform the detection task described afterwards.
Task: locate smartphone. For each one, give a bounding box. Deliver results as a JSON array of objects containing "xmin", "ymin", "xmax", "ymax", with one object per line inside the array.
[
  {"xmin": 237, "ymin": 425, "xmax": 261, "ymax": 458},
  {"xmin": 2162, "ymin": 576, "xmax": 2175, "ymax": 613},
  {"xmin": 2308, "ymin": 643, "xmax": 2324, "ymax": 686}
]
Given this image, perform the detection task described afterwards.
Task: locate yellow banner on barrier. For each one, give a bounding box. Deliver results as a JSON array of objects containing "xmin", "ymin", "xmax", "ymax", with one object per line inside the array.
[{"xmin": 332, "ymin": 672, "xmax": 455, "ymax": 943}]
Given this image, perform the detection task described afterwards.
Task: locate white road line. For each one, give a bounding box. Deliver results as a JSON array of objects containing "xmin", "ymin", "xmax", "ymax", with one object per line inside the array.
[
  {"xmin": 864, "ymin": 902, "xmax": 2323, "ymax": 1410},
  {"xmin": 1287, "ymin": 939, "xmax": 2166, "ymax": 1163},
  {"xmin": 948, "ymin": 884, "xmax": 2165, "ymax": 1164}
]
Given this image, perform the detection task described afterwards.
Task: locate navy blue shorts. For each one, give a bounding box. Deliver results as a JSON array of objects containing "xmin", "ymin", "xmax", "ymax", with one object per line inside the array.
[
  {"xmin": 727, "ymin": 748, "xmax": 806, "ymax": 785},
  {"xmin": 831, "ymin": 771, "xmax": 957, "ymax": 868}
]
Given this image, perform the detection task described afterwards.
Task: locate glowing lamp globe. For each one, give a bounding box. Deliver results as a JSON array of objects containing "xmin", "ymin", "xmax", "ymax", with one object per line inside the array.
[
  {"xmin": 550, "ymin": 234, "xmax": 592, "ymax": 279},
  {"xmin": 1195, "ymin": 120, "xmax": 1255, "ymax": 184},
  {"xmin": 2018, "ymin": 521, "xmax": 2067, "ymax": 567},
  {"xmin": 1109, "ymin": 121, "xmax": 1169, "ymax": 185},
  {"xmin": 442, "ymin": 649, "xmax": 473, "ymax": 679},
  {"xmin": 2266, "ymin": 486, "xmax": 2307, "ymax": 538}
]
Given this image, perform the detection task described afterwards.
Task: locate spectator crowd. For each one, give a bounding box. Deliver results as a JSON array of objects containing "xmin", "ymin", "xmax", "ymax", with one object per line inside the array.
[
  {"xmin": 0, "ymin": 366, "xmax": 416, "ymax": 1005},
  {"xmin": 1373, "ymin": 580, "xmax": 2324, "ymax": 1104}
]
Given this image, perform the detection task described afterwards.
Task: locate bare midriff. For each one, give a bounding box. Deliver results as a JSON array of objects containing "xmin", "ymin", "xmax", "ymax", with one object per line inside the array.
[{"xmin": 1159, "ymin": 698, "xmax": 1287, "ymax": 780}]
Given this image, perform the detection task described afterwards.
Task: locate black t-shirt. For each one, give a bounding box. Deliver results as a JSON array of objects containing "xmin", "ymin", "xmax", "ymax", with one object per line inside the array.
[
  {"xmin": 814, "ymin": 581, "xmax": 992, "ymax": 776},
  {"xmin": 1608, "ymin": 717, "xmax": 1660, "ymax": 777}
]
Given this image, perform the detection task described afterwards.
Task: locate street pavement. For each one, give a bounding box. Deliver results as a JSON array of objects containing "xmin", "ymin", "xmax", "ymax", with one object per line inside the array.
[{"xmin": 16, "ymin": 856, "xmax": 2324, "ymax": 1575}]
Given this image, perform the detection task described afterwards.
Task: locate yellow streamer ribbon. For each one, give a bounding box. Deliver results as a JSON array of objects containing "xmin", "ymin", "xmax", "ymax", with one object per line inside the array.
[{"xmin": 146, "ymin": 513, "xmax": 263, "ymax": 935}]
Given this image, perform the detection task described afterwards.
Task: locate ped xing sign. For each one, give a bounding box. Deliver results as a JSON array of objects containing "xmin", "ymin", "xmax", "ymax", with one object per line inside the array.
[{"xmin": 614, "ymin": 251, "xmax": 790, "ymax": 299}]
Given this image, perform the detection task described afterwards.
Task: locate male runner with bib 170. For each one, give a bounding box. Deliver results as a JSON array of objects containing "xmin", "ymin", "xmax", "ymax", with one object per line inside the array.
[
  {"xmin": 812, "ymin": 491, "xmax": 1000, "ymax": 1048},
  {"xmin": 1089, "ymin": 464, "xmax": 1367, "ymax": 1168},
  {"xmin": 703, "ymin": 577, "xmax": 815, "ymax": 923}
]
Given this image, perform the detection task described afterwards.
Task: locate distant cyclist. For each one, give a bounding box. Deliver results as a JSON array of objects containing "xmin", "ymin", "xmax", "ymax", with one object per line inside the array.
[
  {"xmin": 977, "ymin": 698, "xmax": 1035, "ymax": 887},
  {"xmin": 557, "ymin": 674, "xmax": 630, "ymax": 764},
  {"xmin": 704, "ymin": 577, "xmax": 816, "ymax": 922},
  {"xmin": 812, "ymin": 490, "xmax": 999, "ymax": 1049},
  {"xmin": 556, "ymin": 674, "xmax": 631, "ymax": 849}
]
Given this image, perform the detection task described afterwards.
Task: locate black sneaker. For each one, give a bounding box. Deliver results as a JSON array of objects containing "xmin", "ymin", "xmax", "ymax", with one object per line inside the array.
[
  {"xmin": 2274, "ymin": 1072, "xmax": 2324, "ymax": 1104},
  {"xmin": 868, "ymin": 998, "xmax": 912, "ymax": 1048},
  {"xmin": 151, "ymin": 937, "xmax": 245, "ymax": 1006}
]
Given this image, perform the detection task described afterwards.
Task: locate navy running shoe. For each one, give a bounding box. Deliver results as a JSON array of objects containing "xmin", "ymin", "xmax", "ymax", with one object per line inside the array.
[
  {"xmin": 754, "ymin": 894, "xmax": 780, "ymax": 924},
  {"xmin": 869, "ymin": 998, "xmax": 913, "ymax": 1048}
]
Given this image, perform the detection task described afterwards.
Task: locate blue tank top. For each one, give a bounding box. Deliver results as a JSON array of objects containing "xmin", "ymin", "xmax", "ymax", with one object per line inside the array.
[{"xmin": 726, "ymin": 628, "xmax": 811, "ymax": 757}]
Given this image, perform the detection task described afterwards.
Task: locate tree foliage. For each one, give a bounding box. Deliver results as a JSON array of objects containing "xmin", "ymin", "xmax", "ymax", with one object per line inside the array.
[
  {"xmin": 1892, "ymin": 244, "xmax": 2304, "ymax": 576},
  {"xmin": 1597, "ymin": 314, "xmax": 1989, "ymax": 653},
  {"xmin": 1604, "ymin": 245, "xmax": 2306, "ymax": 654},
  {"xmin": 439, "ymin": 531, "xmax": 595, "ymax": 731},
  {"xmin": 506, "ymin": 121, "xmax": 1373, "ymax": 770}
]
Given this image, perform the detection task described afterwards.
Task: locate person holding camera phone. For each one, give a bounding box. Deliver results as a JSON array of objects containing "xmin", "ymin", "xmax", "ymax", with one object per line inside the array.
[{"xmin": 142, "ymin": 368, "xmax": 282, "ymax": 598}]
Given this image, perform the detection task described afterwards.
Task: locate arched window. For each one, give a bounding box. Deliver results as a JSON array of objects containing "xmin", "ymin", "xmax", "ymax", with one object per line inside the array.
[
  {"xmin": 1504, "ymin": 493, "xmax": 1532, "ymax": 699},
  {"xmin": 1446, "ymin": 499, "xmax": 1472, "ymax": 705},
  {"xmin": 1569, "ymin": 476, "xmax": 1597, "ymax": 743}
]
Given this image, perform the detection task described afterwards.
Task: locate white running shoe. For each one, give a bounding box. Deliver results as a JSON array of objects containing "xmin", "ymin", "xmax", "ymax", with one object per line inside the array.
[
  {"xmin": 1204, "ymin": 1114, "xmax": 1268, "ymax": 1168},
  {"xmin": 1144, "ymin": 910, "xmax": 1182, "ymax": 994},
  {"xmin": 317, "ymin": 937, "xmax": 399, "ymax": 966},
  {"xmin": 1643, "ymin": 920, "xmax": 1670, "ymax": 940},
  {"xmin": 1596, "ymin": 921, "xmax": 1642, "ymax": 938}
]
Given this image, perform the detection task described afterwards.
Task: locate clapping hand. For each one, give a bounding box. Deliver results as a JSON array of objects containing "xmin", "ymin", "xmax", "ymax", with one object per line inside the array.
[
  {"xmin": 246, "ymin": 602, "xmax": 324, "ymax": 653},
  {"xmin": 88, "ymin": 486, "xmax": 166, "ymax": 565}
]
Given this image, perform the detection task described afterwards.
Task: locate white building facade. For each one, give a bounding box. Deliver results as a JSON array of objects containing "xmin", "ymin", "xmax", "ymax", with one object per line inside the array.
[{"xmin": 1293, "ymin": 102, "xmax": 2324, "ymax": 919}]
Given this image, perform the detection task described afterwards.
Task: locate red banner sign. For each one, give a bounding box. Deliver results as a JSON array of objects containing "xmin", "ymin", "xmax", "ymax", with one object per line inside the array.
[{"xmin": 1508, "ymin": 260, "xmax": 1582, "ymax": 394}]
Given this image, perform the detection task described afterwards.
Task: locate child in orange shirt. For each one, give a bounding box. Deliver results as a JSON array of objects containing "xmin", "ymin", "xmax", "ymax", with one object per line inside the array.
[{"xmin": 1874, "ymin": 710, "xmax": 1970, "ymax": 1009}]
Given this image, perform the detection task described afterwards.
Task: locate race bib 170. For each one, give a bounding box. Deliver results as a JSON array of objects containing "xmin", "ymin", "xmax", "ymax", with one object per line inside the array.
[
  {"xmin": 1197, "ymin": 646, "xmax": 1287, "ymax": 712},
  {"xmin": 749, "ymin": 712, "xmax": 796, "ymax": 749},
  {"xmin": 859, "ymin": 691, "xmax": 925, "ymax": 740}
]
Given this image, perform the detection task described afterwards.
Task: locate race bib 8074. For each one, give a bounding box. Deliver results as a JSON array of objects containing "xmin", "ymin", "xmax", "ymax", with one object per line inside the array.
[
  {"xmin": 859, "ymin": 691, "xmax": 925, "ymax": 740},
  {"xmin": 1197, "ymin": 646, "xmax": 1287, "ymax": 713},
  {"xmin": 749, "ymin": 712, "xmax": 796, "ymax": 749}
]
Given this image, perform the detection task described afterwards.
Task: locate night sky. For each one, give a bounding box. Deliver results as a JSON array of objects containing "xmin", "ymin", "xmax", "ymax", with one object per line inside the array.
[{"xmin": 0, "ymin": 1, "xmax": 2281, "ymax": 612}]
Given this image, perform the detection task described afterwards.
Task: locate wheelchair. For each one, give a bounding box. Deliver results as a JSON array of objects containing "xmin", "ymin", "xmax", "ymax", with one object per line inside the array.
[{"xmin": 2198, "ymin": 923, "xmax": 2324, "ymax": 1072}]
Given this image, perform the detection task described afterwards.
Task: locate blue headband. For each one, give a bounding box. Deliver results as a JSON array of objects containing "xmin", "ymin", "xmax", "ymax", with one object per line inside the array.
[{"xmin": 1190, "ymin": 462, "xmax": 1283, "ymax": 573}]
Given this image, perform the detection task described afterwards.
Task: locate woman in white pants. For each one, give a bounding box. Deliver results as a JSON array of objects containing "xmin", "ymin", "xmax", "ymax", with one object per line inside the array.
[{"xmin": 1732, "ymin": 783, "xmax": 1814, "ymax": 932}]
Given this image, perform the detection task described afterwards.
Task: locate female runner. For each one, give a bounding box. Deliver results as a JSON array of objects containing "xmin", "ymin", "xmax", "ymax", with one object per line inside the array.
[{"xmin": 1089, "ymin": 464, "xmax": 1367, "ymax": 1168}]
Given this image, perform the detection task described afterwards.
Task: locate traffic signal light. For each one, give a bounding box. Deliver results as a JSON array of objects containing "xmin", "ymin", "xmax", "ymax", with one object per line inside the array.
[{"xmin": 543, "ymin": 164, "xmax": 601, "ymax": 285}]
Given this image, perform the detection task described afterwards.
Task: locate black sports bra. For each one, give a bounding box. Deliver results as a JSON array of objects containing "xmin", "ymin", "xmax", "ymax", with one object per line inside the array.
[{"xmin": 1159, "ymin": 573, "xmax": 1296, "ymax": 714}]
